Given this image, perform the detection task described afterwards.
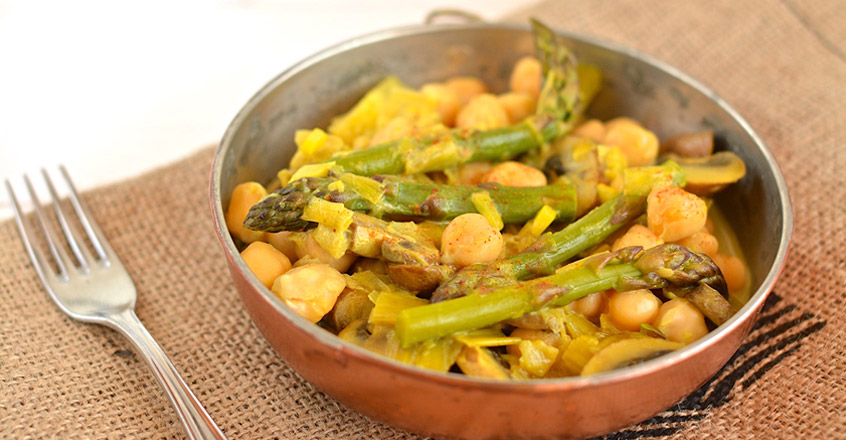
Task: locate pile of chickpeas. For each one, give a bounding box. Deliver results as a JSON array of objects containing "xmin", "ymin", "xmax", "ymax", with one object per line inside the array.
[{"xmin": 226, "ymin": 56, "xmax": 747, "ymax": 348}]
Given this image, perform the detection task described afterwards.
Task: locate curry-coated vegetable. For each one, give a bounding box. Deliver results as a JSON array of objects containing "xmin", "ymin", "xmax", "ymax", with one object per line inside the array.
[
  {"xmin": 440, "ymin": 213, "xmax": 503, "ymax": 267},
  {"xmin": 607, "ymin": 289, "xmax": 662, "ymax": 332},
  {"xmin": 675, "ymin": 230, "xmax": 719, "ymax": 258},
  {"xmin": 292, "ymin": 231, "xmax": 358, "ymax": 273},
  {"xmin": 420, "ymin": 83, "xmax": 461, "ymax": 126},
  {"xmin": 226, "ymin": 182, "xmax": 267, "ymax": 244},
  {"xmin": 497, "ymin": 92, "xmax": 537, "ymax": 124},
  {"xmin": 445, "ymin": 76, "xmax": 488, "ymax": 106},
  {"xmin": 647, "ymin": 185, "xmax": 708, "ymax": 242},
  {"xmin": 572, "ymin": 118, "xmax": 605, "ymax": 142},
  {"xmin": 228, "ymin": 18, "xmax": 750, "ymax": 380},
  {"xmin": 604, "ymin": 118, "xmax": 660, "ymax": 167},
  {"xmin": 568, "ymin": 291, "xmax": 605, "ymax": 319},
  {"xmin": 240, "ymin": 241, "xmax": 292, "ymax": 288},
  {"xmin": 653, "ymin": 299, "xmax": 709, "ymax": 344},
  {"xmin": 581, "ymin": 338, "xmax": 685, "ymax": 376},
  {"xmin": 456, "ymin": 94, "xmax": 510, "ymax": 130},
  {"xmin": 481, "ymin": 161, "xmax": 548, "ymax": 187},
  {"xmin": 272, "ymin": 264, "xmax": 346, "ymax": 323},
  {"xmin": 611, "ymin": 224, "xmax": 662, "ymax": 251},
  {"xmin": 509, "ymin": 56, "xmax": 543, "ymax": 98},
  {"xmin": 713, "ymin": 254, "xmax": 747, "ymax": 293}
]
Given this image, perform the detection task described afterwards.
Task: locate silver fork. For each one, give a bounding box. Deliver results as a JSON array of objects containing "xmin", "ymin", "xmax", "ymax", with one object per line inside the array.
[{"xmin": 6, "ymin": 167, "xmax": 227, "ymax": 440}]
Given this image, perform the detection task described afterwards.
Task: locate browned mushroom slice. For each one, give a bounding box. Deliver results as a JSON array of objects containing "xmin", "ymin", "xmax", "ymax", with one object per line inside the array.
[
  {"xmin": 337, "ymin": 319, "xmax": 397, "ymax": 356},
  {"xmin": 337, "ymin": 319, "xmax": 371, "ymax": 345},
  {"xmin": 456, "ymin": 345, "xmax": 511, "ymax": 380},
  {"xmin": 327, "ymin": 288, "xmax": 375, "ymax": 332},
  {"xmin": 580, "ymin": 337, "xmax": 684, "ymax": 376},
  {"xmin": 387, "ymin": 263, "xmax": 454, "ymax": 294},
  {"xmin": 668, "ymin": 151, "xmax": 747, "ymax": 196},
  {"xmin": 660, "ymin": 130, "xmax": 714, "ymax": 158}
]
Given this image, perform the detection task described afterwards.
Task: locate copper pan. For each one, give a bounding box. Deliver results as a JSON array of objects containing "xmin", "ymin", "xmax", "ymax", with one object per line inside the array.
[{"xmin": 209, "ymin": 21, "xmax": 792, "ymax": 439}]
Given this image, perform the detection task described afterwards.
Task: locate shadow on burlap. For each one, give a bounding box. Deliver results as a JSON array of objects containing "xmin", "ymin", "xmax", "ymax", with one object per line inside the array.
[{"xmin": 1, "ymin": 0, "xmax": 843, "ymax": 438}]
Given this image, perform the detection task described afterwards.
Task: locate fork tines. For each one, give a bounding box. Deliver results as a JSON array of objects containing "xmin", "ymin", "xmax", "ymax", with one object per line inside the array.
[{"xmin": 6, "ymin": 166, "xmax": 110, "ymax": 280}]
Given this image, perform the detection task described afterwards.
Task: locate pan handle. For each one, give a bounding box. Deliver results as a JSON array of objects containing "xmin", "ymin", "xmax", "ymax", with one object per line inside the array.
[{"xmin": 424, "ymin": 9, "xmax": 484, "ymax": 25}]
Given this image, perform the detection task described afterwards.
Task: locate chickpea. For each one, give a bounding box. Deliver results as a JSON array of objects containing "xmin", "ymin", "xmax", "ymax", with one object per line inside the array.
[
  {"xmin": 263, "ymin": 230, "xmax": 299, "ymax": 262},
  {"xmin": 654, "ymin": 299, "xmax": 708, "ymax": 344},
  {"xmin": 612, "ymin": 224, "xmax": 662, "ymax": 251},
  {"xmin": 456, "ymin": 162, "xmax": 494, "ymax": 186},
  {"xmin": 294, "ymin": 231, "xmax": 358, "ymax": 272},
  {"xmin": 421, "ymin": 82, "xmax": 461, "ymax": 127},
  {"xmin": 272, "ymin": 264, "xmax": 346, "ymax": 323},
  {"xmin": 445, "ymin": 76, "xmax": 487, "ymax": 107},
  {"xmin": 713, "ymin": 254, "xmax": 747, "ymax": 293},
  {"xmin": 497, "ymin": 92, "xmax": 536, "ymax": 124},
  {"xmin": 572, "ymin": 119, "xmax": 606, "ymax": 142},
  {"xmin": 647, "ymin": 185, "xmax": 708, "ymax": 242},
  {"xmin": 607, "ymin": 289, "xmax": 662, "ymax": 331},
  {"xmin": 509, "ymin": 56, "xmax": 542, "ymax": 98},
  {"xmin": 604, "ymin": 116, "xmax": 641, "ymax": 132},
  {"xmin": 675, "ymin": 230, "xmax": 719, "ymax": 258},
  {"xmin": 481, "ymin": 161, "xmax": 548, "ymax": 187},
  {"xmin": 455, "ymin": 93, "xmax": 510, "ymax": 130},
  {"xmin": 240, "ymin": 241, "xmax": 292, "ymax": 288},
  {"xmin": 441, "ymin": 213, "xmax": 503, "ymax": 267},
  {"xmin": 569, "ymin": 291, "xmax": 605, "ymax": 319},
  {"xmin": 225, "ymin": 182, "xmax": 267, "ymax": 244},
  {"xmin": 603, "ymin": 119, "xmax": 659, "ymax": 166},
  {"xmin": 506, "ymin": 328, "xmax": 560, "ymax": 357}
]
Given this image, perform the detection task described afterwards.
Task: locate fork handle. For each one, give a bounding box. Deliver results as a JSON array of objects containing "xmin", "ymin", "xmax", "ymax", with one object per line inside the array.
[{"xmin": 107, "ymin": 309, "xmax": 227, "ymax": 440}]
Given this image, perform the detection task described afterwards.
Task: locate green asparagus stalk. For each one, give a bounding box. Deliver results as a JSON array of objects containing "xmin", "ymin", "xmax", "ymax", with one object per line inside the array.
[
  {"xmin": 397, "ymin": 244, "xmax": 727, "ymax": 347},
  {"xmin": 530, "ymin": 18, "xmax": 582, "ymax": 123},
  {"xmin": 430, "ymin": 161, "xmax": 686, "ymax": 302},
  {"xmin": 665, "ymin": 283, "xmax": 736, "ymax": 325},
  {"xmin": 331, "ymin": 116, "xmax": 563, "ymax": 176},
  {"xmin": 243, "ymin": 173, "xmax": 577, "ymax": 232},
  {"xmin": 327, "ymin": 19, "xmax": 582, "ymax": 176}
]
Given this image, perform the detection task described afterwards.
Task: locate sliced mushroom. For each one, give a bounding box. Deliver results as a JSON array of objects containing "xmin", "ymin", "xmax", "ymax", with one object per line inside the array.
[
  {"xmin": 580, "ymin": 337, "xmax": 684, "ymax": 376},
  {"xmin": 337, "ymin": 319, "xmax": 396, "ymax": 357},
  {"xmin": 327, "ymin": 288, "xmax": 375, "ymax": 332},
  {"xmin": 666, "ymin": 151, "xmax": 747, "ymax": 196},
  {"xmin": 387, "ymin": 263, "xmax": 454, "ymax": 294},
  {"xmin": 660, "ymin": 130, "xmax": 714, "ymax": 158},
  {"xmin": 337, "ymin": 319, "xmax": 371, "ymax": 345},
  {"xmin": 350, "ymin": 257, "xmax": 389, "ymax": 275},
  {"xmin": 456, "ymin": 345, "xmax": 511, "ymax": 380}
]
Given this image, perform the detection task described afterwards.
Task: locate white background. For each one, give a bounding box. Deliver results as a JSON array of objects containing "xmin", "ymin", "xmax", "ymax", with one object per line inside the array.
[{"xmin": 0, "ymin": 0, "xmax": 536, "ymax": 219}]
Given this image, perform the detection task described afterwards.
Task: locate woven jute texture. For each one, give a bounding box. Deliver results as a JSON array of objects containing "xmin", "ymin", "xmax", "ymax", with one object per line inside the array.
[{"xmin": 2, "ymin": 0, "xmax": 844, "ymax": 438}]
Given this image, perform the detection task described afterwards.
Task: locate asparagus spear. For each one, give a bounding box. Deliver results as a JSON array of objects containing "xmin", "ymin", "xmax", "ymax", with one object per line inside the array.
[
  {"xmin": 331, "ymin": 116, "xmax": 563, "ymax": 176},
  {"xmin": 397, "ymin": 244, "xmax": 727, "ymax": 347},
  {"xmin": 243, "ymin": 173, "xmax": 577, "ymax": 232},
  {"xmin": 430, "ymin": 161, "xmax": 685, "ymax": 302},
  {"xmin": 327, "ymin": 19, "xmax": 582, "ymax": 176},
  {"xmin": 530, "ymin": 18, "xmax": 582, "ymax": 123}
]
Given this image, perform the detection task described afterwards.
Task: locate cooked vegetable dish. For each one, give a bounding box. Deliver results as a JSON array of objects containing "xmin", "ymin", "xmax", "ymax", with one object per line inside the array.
[{"xmin": 226, "ymin": 19, "xmax": 749, "ymax": 379}]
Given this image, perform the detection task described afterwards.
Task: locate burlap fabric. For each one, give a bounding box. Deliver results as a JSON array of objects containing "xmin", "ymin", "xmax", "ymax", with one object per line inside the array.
[{"xmin": 2, "ymin": 0, "xmax": 844, "ymax": 438}]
